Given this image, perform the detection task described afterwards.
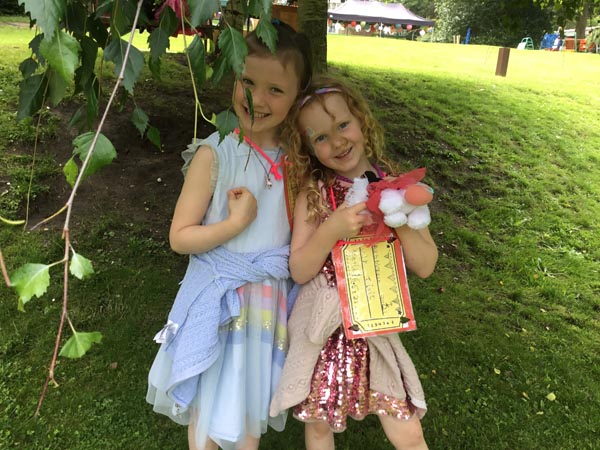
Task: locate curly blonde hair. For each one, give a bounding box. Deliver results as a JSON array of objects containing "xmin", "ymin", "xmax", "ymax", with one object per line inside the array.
[{"xmin": 281, "ymin": 75, "xmax": 396, "ymax": 223}]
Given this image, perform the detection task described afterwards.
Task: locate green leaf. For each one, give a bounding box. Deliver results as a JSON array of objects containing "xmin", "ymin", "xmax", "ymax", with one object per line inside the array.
[
  {"xmin": 17, "ymin": 74, "xmax": 48, "ymax": 121},
  {"xmin": 249, "ymin": 0, "xmax": 272, "ymax": 18},
  {"xmin": 59, "ymin": 331, "xmax": 102, "ymax": 359},
  {"xmin": 65, "ymin": 0, "xmax": 88, "ymax": 37},
  {"xmin": 131, "ymin": 106, "xmax": 149, "ymax": 137},
  {"xmin": 72, "ymin": 132, "xmax": 117, "ymax": 180},
  {"xmin": 85, "ymin": 77, "xmax": 100, "ymax": 129},
  {"xmin": 19, "ymin": 57, "xmax": 38, "ymax": 77},
  {"xmin": 147, "ymin": 126, "xmax": 161, "ymax": 150},
  {"xmin": 10, "ymin": 263, "xmax": 51, "ymax": 309},
  {"xmin": 70, "ymin": 253, "xmax": 94, "ymax": 280},
  {"xmin": 210, "ymin": 53, "xmax": 230, "ymax": 86},
  {"xmin": 47, "ymin": 69, "xmax": 67, "ymax": 106},
  {"xmin": 188, "ymin": 0, "xmax": 220, "ymax": 28},
  {"xmin": 95, "ymin": 0, "xmax": 112, "ymax": 18},
  {"xmin": 28, "ymin": 33, "xmax": 46, "ymax": 65},
  {"xmin": 148, "ymin": 55, "xmax": 161, "ymax": 80},
  {"xmin": 70, "ymin": 76, "xmax": 100, "ymax": 131},
  {"xmin": 255, "ymin": 19, "xmax": 278, "ymax": 54},
  {"xmin": 215, "ymin": 109, "xmax": 239, "ymax": 142},
  {"xmin": 39, "ymin": 30, "xmax": 81, "ymax": 84},
  {"xmin": 67, "ymin": 106, "xmax": 84, "ymax": 130},
  {"xmin": 63, "ymin": 156, "xmax": 78, "ymax": 187},
  {"xmin": 103, "ymin": 38, "xmax": 145, "ymax": 94},
  {"xmin": 148, "ymin": 5, "xmax": 178, "ymax": 69},
  {"xmin": 110, "ymin": 0, "xmax": 133, "ymax": 36},
  {"xmin": 245, "ymin": 87, "xmax": 254, "ymax": 126},
  {"xmin": 74, "ymin": 36, "xmax": 99, "ymax": 94},
  {"xmin": 20, "ymin": 0, "xmax": 65, "ymax": 38},
  {"xmin": 188, "ymin": 35, "xmax": 207, "ymax": 90},
  {"xmin": 218, "ymin": 26, "xmax": 248, "ymax": 77},
  {"xmin": 86, "ymin": 11, "xmax": 109, "ymax": 48}
]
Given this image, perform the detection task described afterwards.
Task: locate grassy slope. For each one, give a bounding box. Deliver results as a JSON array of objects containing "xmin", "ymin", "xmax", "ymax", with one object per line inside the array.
[{"xmin": 1, "ymin": 28, "xmax": 600, "ymax": 449}]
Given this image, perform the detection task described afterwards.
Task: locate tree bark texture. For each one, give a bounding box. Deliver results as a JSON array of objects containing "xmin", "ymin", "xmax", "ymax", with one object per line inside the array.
[
  {"xmin": 222, "ymin": 0, "xmax": 246, "ymax": 32},
  {"xmin": 298, "ymin": 0, "xmax": 328, "ymax": 74},
  {"xmin": 575, "ymin": 0, "xmax": 590, "ymax": 41}
]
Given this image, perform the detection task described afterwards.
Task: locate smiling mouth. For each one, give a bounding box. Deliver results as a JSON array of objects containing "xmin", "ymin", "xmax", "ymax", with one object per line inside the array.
[
  {"xmin": 244, "ymin": 106, "xmax": 269, "ymax": 119},
  {"xmin": 336, "ymin": 148, "xmax": 352, "ymax": 159}
]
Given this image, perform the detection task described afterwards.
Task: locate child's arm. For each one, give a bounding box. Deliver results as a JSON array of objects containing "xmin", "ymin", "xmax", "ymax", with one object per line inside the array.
[
  {"xmin": 289, "ymin": 191, "xmax": 368, "ymax": 284},
  {"xmin": 169, "ymin": 146, "xmax": 257, "ymax": 255},
  {"xmin": 394, "ymin": 225, "xmax": 438, "ymax": 278}
]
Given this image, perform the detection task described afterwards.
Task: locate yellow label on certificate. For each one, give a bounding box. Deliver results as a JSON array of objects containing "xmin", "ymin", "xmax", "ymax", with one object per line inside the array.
[{"xmin": 332, "ymin": 236, "xmax": 416, "ymax": 339}]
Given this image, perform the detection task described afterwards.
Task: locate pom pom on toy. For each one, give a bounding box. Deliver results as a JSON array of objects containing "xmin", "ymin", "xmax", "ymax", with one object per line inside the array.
[{"xmin": 379, "ymin": 183, "xmax": 433, "ymax": 230}]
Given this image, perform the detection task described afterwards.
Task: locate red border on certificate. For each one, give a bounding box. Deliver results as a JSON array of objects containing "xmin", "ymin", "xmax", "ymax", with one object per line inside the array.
[{"xmin": 332, "ymin": 235, "xmax": 416, "ymax": 339}]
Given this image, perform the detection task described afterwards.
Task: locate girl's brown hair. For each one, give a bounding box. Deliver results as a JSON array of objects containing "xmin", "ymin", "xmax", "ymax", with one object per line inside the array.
[
  {"xmin": 281, "ymin": 76, "xmax": 396, "ymax": 222},
  {"xmin": 244, "ymin": 21, "xmax": 312, "ymax": 94}
]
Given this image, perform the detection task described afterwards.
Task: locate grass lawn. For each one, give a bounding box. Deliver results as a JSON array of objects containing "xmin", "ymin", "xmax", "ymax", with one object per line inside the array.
[{"xmin": 1, "ymin": 23, "xmax": 600, "ymax": 450}]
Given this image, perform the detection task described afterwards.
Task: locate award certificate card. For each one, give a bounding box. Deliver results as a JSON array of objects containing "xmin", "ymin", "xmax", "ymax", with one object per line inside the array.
[{"xmin": 332, "ymin": 236, "xmax": 416, "ymax": 339}]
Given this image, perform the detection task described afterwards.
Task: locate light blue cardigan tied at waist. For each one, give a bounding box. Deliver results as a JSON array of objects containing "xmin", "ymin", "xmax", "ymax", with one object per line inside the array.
[{"xmin": 153, "ymin": 244, "xmax": 294, "ymax": 411}]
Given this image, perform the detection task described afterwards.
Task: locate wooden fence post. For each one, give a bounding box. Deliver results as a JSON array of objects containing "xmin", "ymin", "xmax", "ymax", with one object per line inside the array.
[{"xmin": 495, "ymin": 47, "xmax": 510, "ymax": 76}]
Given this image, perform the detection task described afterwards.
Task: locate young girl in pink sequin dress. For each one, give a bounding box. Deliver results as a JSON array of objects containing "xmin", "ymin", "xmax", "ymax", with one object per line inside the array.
[{"xmin": 269, "ymin": 76, "xmax": 438, "ymax": 450}]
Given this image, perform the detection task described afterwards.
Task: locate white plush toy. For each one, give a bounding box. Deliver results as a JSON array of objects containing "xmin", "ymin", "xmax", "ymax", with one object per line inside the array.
[
  {"xmin": 345, "ymin": 177, "xmax": 433, "ymax": 230},
  {"xmin": 379, "ymin": 186, "xmax": 432, "ymax": 230}
]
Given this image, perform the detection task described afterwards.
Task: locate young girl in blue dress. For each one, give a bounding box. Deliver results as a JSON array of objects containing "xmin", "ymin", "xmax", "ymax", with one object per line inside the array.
[
  {"xmin": 270, "ymin": 76, "xmax": 438, "ymax": 450},
  {"xmin": 147, "ymin": 22, "xmax": 312, "ymax": 450}
]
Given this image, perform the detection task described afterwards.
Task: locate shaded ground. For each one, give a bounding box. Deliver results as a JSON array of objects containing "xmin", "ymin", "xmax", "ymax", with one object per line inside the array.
[{"xmin": 23, "ymin": 63, "xmax": 232, "ymax": 239}]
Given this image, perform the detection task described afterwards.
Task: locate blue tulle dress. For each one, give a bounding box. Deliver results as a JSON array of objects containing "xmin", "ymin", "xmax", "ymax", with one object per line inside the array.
[{"xmin": 146, "ymin": 132, "xmax": 291, "ymax": 450}]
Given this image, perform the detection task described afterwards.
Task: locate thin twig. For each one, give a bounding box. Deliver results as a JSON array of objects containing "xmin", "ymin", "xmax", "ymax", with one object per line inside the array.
[
  {"xmin": 34, "ymin": 229, "xmax": 69, "ymax": 417},
  {"xmin": 24, "ymin": 97, "xmax": 47, "ymax": 229},
  {"xmin": 35, "ymin": 0, "xmax": 146, "ymax": 415},
  {"xmin": 0, "ymin": 247, "xmax": 12, "ymax": 287},
  {"xmin": 30, "ymin": 204, "xmax": 68, "ymax": 231},
  {"xmin": 178, "ymin": 0, "xmax": 213, "ymax": 142}
]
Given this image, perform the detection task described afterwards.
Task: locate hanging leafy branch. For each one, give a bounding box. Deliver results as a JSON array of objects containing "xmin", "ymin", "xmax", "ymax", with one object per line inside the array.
[{"xmin": 2, "ymin": 0, "xmax": 278, "ymax": 413}]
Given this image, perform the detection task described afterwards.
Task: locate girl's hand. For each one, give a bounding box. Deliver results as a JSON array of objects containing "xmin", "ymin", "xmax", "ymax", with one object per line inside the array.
[
  {"xmin": 227, "ymin": 187, "xmax": 257, "ymax": 232},
  {"xmin": 326, "ymin": 201, "xmax": 370, "ymax": 239}
]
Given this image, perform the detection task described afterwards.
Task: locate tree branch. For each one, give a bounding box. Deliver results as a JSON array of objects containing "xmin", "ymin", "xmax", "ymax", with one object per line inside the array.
[
  {"xmin": 0, "ymin": 247, "xmax": 12, "ymax": 287},
  {"xmin": 34, "ymin": 0, "xmax": 146, "ymax": 415}
]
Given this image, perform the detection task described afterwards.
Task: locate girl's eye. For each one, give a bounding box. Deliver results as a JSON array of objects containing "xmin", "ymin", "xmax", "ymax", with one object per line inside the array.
[
  {"xmin": 270, "ymin": 87, "xmax": 284, "ymax": 94},
  {"xmin": 242, "ymin": 78, "xmax": 253, "ymax": 86},
  {"xmin": 339, "ymin": 121, "xmax": 349, "ymax": 130},
  {"xmin": 314, "ymin": 135, "xmax": 326, "ymax": 143}
]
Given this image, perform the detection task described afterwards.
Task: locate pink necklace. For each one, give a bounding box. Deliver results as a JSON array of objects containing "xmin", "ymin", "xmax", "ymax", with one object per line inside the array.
[{"xmin": 236, "ymin": 129, "xmax": 283, "ymax": 188}]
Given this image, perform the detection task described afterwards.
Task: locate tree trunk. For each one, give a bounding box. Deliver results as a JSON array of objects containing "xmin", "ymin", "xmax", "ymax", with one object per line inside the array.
[
  {"xmin": 298, "ymin": 0, "xmax": 328, "ymax": 74},
  {"xmin": 575, "ymin": 0, "xmax": 590, "ymax": 42},
  {"xmin": 222, "ymin": 0, "xmax": 246, "ymax": 32}
]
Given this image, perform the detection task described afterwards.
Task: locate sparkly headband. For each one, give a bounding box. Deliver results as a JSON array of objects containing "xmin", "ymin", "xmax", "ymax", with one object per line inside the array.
[{"xmin": 298, "ymin": 87, "xmax": 343, "ymax": 109}]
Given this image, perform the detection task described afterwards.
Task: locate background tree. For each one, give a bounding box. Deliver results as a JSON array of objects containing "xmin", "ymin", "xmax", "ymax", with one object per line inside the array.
[
  {"xmin": 0, "ymin": 0, "xmax": 24, "ymax": 15},
  {"xmin": 434, "ymin": 0, "xmax": 553, "ymax": 46},
  {"xmin": 298, "ymin": 0, "xmax": 328, "ymax": 73},
  {"xmin": 396, "ymin": 0, "xmax": 436, "ymax": 19},
  {"xmin": 536, "ymin": 0, "xmax": 600, "ymax": 37}
]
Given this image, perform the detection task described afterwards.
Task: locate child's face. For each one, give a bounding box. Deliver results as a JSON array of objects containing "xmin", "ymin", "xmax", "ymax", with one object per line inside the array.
[
  {"xmin": 233, "ymin": 54, "xmax": 300, "ymax": 146},
  {"xmin": 299, "ymin": 93, "xmax": 371, "ymax": 179}
]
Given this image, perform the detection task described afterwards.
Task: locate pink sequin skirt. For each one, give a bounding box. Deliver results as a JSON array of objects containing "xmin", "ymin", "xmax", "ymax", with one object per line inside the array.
[{"xmin": 293, "ymin": 327, "xmax": 415, "ymax": 432}]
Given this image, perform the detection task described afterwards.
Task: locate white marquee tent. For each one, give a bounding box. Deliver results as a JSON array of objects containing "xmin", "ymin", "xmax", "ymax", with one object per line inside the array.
[{"xmin": 328, "ymin": 0, "xmax": 434, "ymax": 27}]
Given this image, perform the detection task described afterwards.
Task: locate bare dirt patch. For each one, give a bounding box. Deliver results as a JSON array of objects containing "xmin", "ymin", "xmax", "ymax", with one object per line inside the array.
[{"xmin": 22, "ymin": 76, "xmax": 231, "ymax": 238}]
